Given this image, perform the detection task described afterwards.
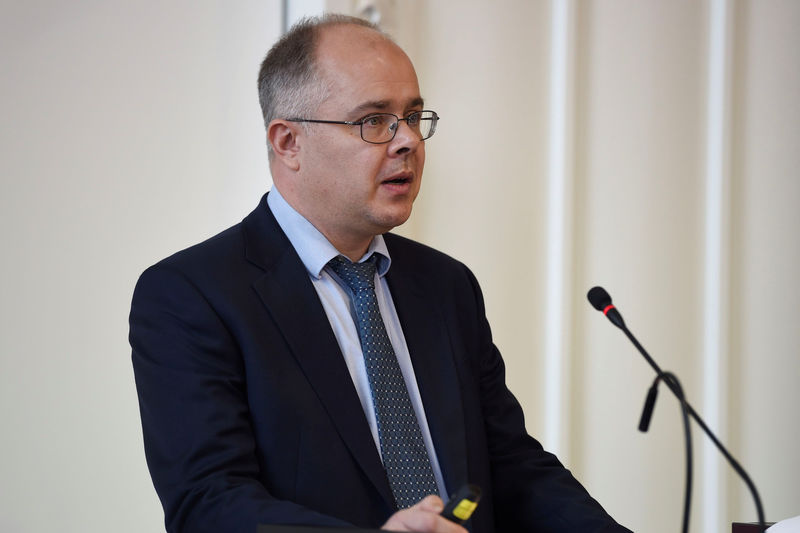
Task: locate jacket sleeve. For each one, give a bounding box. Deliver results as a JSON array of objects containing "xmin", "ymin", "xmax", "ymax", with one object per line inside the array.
[{"xmin": 460, "ymin": 265, "xmax": 633, "ymax": 533}]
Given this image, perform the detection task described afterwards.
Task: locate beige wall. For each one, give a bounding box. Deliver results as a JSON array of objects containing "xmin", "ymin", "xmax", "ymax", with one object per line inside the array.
[
  {"xmin": 0, "ymin": 1, "xmax": 281, "ymax": 531},
  {"xmin": 1, "ymin": 1, "xmax": 797, "ymax": 532},
  {"xmin": 393, "ymin": 1, "xmax": 799, "ymax": 531},
  {"xmin": 727, "ymin": 0, "xmax": 800, "ymax": 524}
]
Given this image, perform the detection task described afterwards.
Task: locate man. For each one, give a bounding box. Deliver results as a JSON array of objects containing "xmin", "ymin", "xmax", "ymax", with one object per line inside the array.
[{"xmin": 130, "ymin": 14, "xmax": 632, "ymax": 533}]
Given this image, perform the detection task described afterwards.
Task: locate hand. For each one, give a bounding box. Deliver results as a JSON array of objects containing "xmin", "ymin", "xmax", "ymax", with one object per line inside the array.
[{"xmin": 381, "ymin": 495, "xmax": 469, "ymax": 533}]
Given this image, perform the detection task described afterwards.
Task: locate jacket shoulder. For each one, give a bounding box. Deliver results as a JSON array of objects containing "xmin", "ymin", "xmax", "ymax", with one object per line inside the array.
[
  {"xmin": 155, "ymin": 223, "xmax": 245, "ymax": 273},
  {"xmin": 382, "ymin": 232, "xmax": 482, "ymax": 299},
  {"xmin": 383, "ymin": 232, "xmax": 466, "ymax": 272}
]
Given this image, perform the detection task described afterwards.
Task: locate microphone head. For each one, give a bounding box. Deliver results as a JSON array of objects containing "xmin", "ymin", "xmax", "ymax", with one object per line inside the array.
[{"xmin": 587, "ymin": 286, "xmax": 612, "ymax": 311}]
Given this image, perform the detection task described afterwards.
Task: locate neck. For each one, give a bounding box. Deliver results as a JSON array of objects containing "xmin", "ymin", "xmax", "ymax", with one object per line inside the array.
[
  {"xmin": 324, "ymin": 232, "xmax": 373, "ymax": 263},
  {"xmin": 271, "ymin": 180, "xmax": 378, "ymax": 263}
]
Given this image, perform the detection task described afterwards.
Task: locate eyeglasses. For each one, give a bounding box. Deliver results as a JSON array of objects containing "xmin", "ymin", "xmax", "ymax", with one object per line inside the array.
[{"xmin": 286, "ymin": 110, "xmax": 439, "ymax": 144}]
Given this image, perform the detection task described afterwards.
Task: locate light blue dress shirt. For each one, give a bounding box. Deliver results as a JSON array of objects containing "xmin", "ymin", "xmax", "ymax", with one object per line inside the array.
[{"xmin": 267, "ymin": 187, "xmax": 447, "ymax": 500}]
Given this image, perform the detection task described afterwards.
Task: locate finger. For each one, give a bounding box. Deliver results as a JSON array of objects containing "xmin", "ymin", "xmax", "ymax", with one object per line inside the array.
[
  {"xmin": 382, "ymin": 496, "xmax": 468, "ymax": 533},
  {"xmin": 416, "ymin": 494, "xmax": 444, "ymax": 513}
]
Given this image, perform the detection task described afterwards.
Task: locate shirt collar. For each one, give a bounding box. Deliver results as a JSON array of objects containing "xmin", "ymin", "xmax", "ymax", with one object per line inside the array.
[{"xmin": 267, "ymin": 186, "xmax": 391, "ymax": 279}]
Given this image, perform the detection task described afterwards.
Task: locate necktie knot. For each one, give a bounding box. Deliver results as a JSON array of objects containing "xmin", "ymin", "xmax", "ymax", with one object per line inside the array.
[{"xmin": 328, "ymin": 255, "xmax": 377, "ymax": 293}]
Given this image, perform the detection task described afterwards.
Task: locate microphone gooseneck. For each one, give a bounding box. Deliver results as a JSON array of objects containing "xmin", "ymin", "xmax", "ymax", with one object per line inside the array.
[
  {"xmin": 587, "ymin": 286, "xmax": 767, "ymax": 533},
  {"xmin": 638, "ymin": 372, "xmax": 693, "ymax": 533}
]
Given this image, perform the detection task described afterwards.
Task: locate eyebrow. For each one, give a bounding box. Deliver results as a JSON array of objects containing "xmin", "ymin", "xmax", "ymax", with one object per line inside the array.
[{"xmin": 348, "ymin": 97, "xmax": 425, "ymax": 117}]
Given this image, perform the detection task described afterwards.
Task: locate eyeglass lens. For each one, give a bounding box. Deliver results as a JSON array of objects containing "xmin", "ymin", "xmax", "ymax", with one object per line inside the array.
[{"xmin": 361, "ymin": 111, "xmax": 437, "ymax": 143}]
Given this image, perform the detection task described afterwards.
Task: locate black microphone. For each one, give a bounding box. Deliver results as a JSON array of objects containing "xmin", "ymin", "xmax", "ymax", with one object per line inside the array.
[
  {"xmin": 587, "ymin": 286, "xmax": 625, "ymax": 329},
  {"xmin": 586, "ymin": 286, "xmax": 767, "ymax": 533}
]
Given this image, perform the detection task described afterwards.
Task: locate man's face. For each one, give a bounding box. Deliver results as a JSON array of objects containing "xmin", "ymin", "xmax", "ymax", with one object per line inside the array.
[{"xmin": 292, "ymin": 25, "xmax": 425, "ymax": 250}]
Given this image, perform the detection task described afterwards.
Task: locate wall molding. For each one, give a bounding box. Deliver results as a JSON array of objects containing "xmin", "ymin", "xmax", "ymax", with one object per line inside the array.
[
  {"xmin": 702, "ymin": 0, "xmax": 734, "ymax": 531},
  {"xmin": 543, "ymin": 0, "xmax": 576, "ymax": 457}
]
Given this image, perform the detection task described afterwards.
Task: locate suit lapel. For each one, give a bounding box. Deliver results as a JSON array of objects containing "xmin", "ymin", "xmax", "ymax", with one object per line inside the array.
[
  {"xmin": 242, "ymin": 195, "xmax": 395, "ymax": 507},
  {"xmin": 385, "ymin": 242, "xmax": 469, "ymax": 495}
]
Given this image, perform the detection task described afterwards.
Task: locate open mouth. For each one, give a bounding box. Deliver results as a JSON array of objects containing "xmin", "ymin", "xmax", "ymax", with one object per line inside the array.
[
  {"xmin": 383, "ymin": 177, "xmax": 410, "ymax": 185},
  {"xmin": 382, "ymin": 172, "xmax": 412, "ymax": 186}
]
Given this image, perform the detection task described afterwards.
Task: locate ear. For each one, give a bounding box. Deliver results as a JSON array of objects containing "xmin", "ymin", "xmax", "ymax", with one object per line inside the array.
[{"xmin": 268, "ymin": 119, "xmax": 302, "ymax": 171}]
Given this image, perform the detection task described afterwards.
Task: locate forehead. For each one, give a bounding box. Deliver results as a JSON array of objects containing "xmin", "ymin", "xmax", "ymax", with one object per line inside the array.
[{"xmin": 314, "ymin": 24, "xmax": 421, "ymax": 111}]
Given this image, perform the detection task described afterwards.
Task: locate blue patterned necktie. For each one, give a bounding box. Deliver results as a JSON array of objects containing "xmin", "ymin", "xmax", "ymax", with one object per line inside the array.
[{"xmin": 328, "ymin": 255, "xmax": 438, "ymax": 509}]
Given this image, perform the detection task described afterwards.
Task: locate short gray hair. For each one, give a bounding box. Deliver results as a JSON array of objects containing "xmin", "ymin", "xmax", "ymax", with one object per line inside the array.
[{"xmin": 257, "ymin": 14, "xmax": 388, "ymax": 156}]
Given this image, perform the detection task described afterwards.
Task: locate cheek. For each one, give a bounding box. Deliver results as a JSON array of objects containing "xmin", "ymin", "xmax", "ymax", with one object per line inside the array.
[
  {"xmin": 350, "ymin": 152, "xmax": 389, "ymax": 182},
  {"xmin": 305, "ymin": 143, "xmax": 356, "ymax": 189}
]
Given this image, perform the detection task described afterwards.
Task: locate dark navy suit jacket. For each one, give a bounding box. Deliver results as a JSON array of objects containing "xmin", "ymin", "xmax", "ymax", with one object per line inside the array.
[{"xmin": 130, "ymin": 193, "xmax": 631, "ymax": 533}]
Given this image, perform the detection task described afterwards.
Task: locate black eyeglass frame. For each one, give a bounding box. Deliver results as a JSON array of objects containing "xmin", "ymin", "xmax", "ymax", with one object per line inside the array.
[{"xmin": 286, "ymin": 110, "xmax": 439, "ymax": 144}]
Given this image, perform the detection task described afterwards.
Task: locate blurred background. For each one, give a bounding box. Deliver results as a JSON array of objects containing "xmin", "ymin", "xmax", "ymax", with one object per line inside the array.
[{"xmin": 1, "ymin": 1, "xmax": 797, "ymax": 532}]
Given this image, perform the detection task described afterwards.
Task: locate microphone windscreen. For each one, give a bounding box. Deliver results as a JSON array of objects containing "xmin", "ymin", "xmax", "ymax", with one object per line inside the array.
[{"xmin": 587, "ymin": 286, "xmax": 612, "ymax": 311}]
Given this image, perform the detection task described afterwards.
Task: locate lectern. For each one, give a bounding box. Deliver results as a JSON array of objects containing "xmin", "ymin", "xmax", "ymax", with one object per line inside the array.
[
  {"xmin": 732, "ymin": 522, "xmax": 774, "ymax": 532},
  {"xmin": 258, "ymin": 527, "xmax": 386, "ymax": 533}
]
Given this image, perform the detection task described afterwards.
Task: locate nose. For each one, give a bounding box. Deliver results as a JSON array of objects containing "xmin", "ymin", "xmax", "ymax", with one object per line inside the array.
[{"xmin": 387, "ymin": 118, "xmax": 421, "ymax": 156}]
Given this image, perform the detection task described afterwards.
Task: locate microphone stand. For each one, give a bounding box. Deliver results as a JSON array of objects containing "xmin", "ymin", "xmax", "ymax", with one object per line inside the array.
[{"xmin": 588, "ymin": 287, "xmax": 766, "ymax": 532}]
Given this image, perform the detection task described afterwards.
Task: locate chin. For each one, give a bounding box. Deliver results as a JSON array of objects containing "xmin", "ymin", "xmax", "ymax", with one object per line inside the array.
[
  {"xmin": 369, "ymin": 213, "xmax": 412, "ymax": 235},
  {"xmin": 369, "ymin": 201, "xmax": 413, "ymax": 225}
]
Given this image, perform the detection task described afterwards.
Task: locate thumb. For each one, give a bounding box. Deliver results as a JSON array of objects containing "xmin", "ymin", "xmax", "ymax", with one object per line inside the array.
[{"xmin": 416, "ymin": 494, "xmax": 445, "ymax": 514}]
